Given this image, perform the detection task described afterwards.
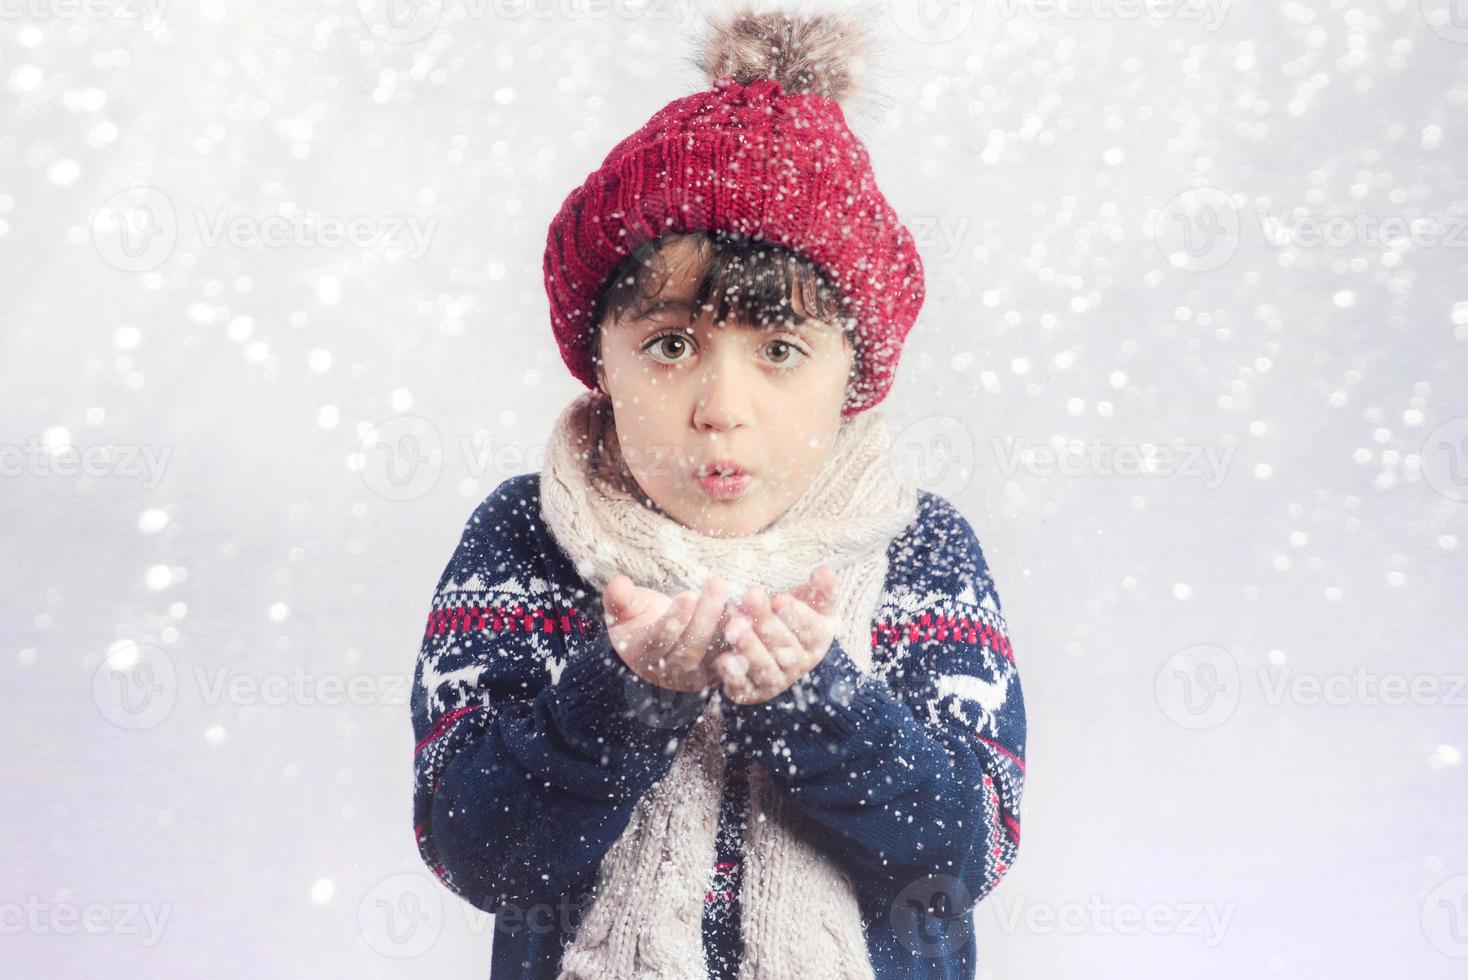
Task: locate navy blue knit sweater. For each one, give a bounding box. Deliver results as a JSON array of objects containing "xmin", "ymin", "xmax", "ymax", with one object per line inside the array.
[{"xmin": 411, "ymin": 472, "xmax": 1026, "ymax": 979}]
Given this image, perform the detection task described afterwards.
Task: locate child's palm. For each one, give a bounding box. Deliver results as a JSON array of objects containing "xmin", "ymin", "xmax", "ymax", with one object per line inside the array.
[{"xmin": 601, "ymin": 575, "xmax": 728, "ymax": 693}]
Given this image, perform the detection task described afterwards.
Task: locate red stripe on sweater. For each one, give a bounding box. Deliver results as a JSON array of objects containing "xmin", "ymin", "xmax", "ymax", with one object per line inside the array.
[
  {"xmin": 869, "ymin": 617, "xmax": 1013, "ymax": 661},
  {"xmin": 973, "ymin": 734, "xmax": 1026, "ymax": 774},
  {"xmin": 414, "ymin": 704, "xmax": 482, "ymax": 756},
  {"xmin": 424, "ymin": 603, "xmax": 597, "ymax": 640}
]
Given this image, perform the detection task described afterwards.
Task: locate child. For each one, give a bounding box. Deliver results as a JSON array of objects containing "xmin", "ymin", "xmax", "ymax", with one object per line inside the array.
[{"xmin": 411, "ymin": 8, "xmax": 1026, "ymax": 979}]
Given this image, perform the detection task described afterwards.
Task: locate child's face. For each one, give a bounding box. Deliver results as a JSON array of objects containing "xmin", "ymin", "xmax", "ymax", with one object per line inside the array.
[{"xmin": 596, "ymin": 236, "xmax": 855, "ymax": 538}]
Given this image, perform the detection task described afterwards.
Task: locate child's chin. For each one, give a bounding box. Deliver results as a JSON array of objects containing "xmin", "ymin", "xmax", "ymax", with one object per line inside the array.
[{"xmin": 679, "ymin": 500, "xmax": 772, "ymax": 539}]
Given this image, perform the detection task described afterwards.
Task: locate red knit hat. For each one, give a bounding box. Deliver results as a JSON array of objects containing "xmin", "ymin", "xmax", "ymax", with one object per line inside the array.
[{"xmin": 542, "ymin": 8, "xmax": 924, "ymax": 417}]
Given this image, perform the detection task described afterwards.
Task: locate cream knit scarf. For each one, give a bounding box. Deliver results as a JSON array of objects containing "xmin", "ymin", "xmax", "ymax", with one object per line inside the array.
[{"xmin": 538, "ymin": 390, "xmax": 919, "ymax": 980}]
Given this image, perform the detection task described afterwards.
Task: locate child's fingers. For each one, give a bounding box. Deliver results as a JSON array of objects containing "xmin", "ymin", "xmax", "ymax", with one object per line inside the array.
[
  {"xmin": 675, "ymin": 578, "xmax": 725, "ymax": 672},
  {"xmin": 788, "ymin": 563, "xmax": 838, "ymax": 618},
  {"xmin": 602, "ymin": 574, "xmax": 643, "ymax": 624},
  {"xmin": 688, "ymin": 578, "xmax": 727, "ymax": 636},
  {"xmin": 649, "ymin": 591, "xmax": 697, "ymax": 669},
  {"xmin": 712, "ymin": 651, "xmax": 753, "ymax": 702},
  {"xmin": 737, "ymin": 589, "xmax": 804, "ymax": 668},
  {"xmin": 724, "ymin": 618, "xmax": 784, "ymax": 697},
  {"xmin": 771, "ymin": 593, "xmax": 832, "ymax": 651}
]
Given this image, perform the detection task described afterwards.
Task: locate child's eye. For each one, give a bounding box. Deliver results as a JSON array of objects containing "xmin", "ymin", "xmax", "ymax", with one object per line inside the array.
[
  {"xmin": 763, "ymin": 338, "xmax": 808, "ymax": 367},
  {"xmin": 643, "ymin": 332, "xmax": 694, "ymax": 365},
  {"xmin": 641, "ymin": 332, "xmax": 810, "ymax": 368}
]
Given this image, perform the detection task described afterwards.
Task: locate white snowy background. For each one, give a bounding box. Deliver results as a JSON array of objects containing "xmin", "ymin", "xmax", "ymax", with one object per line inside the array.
[{"xmin": 3, "ymin": 0, "xmax": 1466, "ymax": 977}]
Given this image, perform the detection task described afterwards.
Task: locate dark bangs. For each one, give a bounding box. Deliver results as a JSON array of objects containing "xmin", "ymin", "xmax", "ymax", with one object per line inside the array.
[{"xmin": 586, "ymin": 231, "xmax": 855, "ymax": 369}]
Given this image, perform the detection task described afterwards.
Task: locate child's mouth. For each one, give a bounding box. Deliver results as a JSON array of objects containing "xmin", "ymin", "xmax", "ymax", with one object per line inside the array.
[{"xmin": 695, "ymin": 471, "xmax": 751, "ymax": 500}]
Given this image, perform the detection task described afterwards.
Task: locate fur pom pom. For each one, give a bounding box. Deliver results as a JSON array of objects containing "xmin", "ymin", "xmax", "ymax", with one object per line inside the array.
[{"xmin": 694, "ymin": 3, "xmax": 877, "ymax": 106}]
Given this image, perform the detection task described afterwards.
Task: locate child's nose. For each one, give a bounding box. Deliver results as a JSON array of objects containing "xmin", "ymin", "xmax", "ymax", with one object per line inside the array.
[{"xmin": 692, "ymin": 358, "xmax": 754, "ymax": 432}]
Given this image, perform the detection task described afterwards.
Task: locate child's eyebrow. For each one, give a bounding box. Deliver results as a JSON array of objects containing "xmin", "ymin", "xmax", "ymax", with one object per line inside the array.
[
  {"xmin": 634, "ymin": 298, "xmax": 698, "ymax": 317},
  {"xmin": 629, "ymin": 298, "xmax": 831, "ymax": 334}
]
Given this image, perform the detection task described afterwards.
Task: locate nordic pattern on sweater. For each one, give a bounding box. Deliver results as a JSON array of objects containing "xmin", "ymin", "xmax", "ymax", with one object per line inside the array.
[{"xmin": 410, "ymin": 472, "xmax": 1025, "ymax": 979}]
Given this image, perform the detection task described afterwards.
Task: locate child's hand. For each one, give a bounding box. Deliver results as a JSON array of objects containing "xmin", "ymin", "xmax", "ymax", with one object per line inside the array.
[
  {"xmin": 711, "ymin": 564, "xmax": 839, "ymax": 705},
  {"xmin": 602, "ymin": 574, "xmax": 729, "ymax": 693}
]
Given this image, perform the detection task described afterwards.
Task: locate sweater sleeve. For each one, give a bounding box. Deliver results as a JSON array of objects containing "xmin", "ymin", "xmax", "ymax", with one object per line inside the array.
[
  {"xmin": 719, "ymin": 494, "xmax": 1025, "ymax": 930},
  {"xmin": 411, "ymin": 475, "xmax": 713, "ymax": 914}
]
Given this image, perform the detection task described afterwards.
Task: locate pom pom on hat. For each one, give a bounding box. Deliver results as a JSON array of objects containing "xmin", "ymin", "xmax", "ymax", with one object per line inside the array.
[{"xmin": 695, "ymin": 5, "xmax": 873, "ymax": 104}]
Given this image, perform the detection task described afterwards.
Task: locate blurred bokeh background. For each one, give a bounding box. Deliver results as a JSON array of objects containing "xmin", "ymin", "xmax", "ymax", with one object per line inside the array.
[{"xmin": 3, "ymin": 0, "xmax": 1466, "ymax": 976}]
